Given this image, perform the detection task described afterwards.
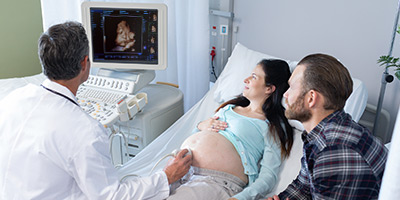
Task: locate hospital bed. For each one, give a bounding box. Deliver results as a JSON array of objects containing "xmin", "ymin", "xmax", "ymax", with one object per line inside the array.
[
  {"xmin": 0, "ymin": 74, "xmax": 46, "ymax": 100},
  {"xmin": 118, "ymin": 43, "xmax": 368, "ymax": 197},
  {"xmin": 0, "ymin": 43, "xmax": 368, "ymax": 197}
]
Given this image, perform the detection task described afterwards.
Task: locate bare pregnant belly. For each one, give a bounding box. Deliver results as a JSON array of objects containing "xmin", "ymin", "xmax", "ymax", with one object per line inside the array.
[{"xmin": 181, "ymin": 131, "xmax": 248, "ymax": 183}]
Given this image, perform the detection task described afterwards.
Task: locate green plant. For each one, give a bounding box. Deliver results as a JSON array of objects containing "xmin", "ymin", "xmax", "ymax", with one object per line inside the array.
[
  {"xmin": 377, "ymin": 55, "xmax": 400, "ymax": 80},
  {"xmin": 377, "ymin": 25, "xmax": 400, "ymax": 80}
]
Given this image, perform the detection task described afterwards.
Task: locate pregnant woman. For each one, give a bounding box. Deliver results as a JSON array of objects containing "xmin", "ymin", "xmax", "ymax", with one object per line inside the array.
[{"xmin": 167, "ymin": 59, "xmax": 294, "ymax": 200}]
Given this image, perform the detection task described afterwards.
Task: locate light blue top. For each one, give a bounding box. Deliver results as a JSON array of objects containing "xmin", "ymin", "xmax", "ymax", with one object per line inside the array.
[{"xmin": 193, "ymin": 104, "xmax": 282, "ymax": 199}]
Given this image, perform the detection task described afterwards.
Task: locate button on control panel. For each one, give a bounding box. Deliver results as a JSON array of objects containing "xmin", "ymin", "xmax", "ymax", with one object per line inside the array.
[{"xmin": 83, "ymin": 75, "xmax": 135, "ymax": 94}]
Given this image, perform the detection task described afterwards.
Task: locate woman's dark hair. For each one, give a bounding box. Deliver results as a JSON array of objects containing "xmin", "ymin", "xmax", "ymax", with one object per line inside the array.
[{"xmin": 217, "ymin": 59, "xmax": 294, "ymax": 158}]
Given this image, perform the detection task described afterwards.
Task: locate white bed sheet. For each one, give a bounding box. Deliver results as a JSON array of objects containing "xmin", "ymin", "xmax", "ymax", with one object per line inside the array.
[
  {"xmin": 0, "ymin": 43, "xmax": 368, "ymax": 197},
  {"xmin": 0, "ymin": 73, "xmax": 46, "ymax": 100}
]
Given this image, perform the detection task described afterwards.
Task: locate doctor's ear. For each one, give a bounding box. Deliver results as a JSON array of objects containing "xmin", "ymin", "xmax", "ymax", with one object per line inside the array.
[{"xmin": 81, "ymin": 56, "xmax": 90, "ymax": 71}]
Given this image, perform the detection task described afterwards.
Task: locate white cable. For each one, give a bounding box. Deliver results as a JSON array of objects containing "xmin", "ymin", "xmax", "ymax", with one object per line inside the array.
[
  {"xmin": 120, "ymin": 131, "xmax": 130, "ymax": 163},
  {"xmin": 120, "ymin": 152, "xmax": 175, "ymax": 182},
  {"xmin": 120, "ymin": 173, "xmax": 139, "ymax": 182},
  {"xmin": 108, "ymin": 126, "xmax": 129, "ymax": 168},
  {"xmin": 108, "ymin": 126, "xmax": 117, "ymax": 167},
  {"xmin": 120, "ymin": 149, "xmax": 190, "ymax": 182},
  {"xmin": 148, "ymin": 149, "xmax": 189, "ymax": 175},
  {"xmin": 149, "ymin": 153, "xmax": 175, "ymax": 175}
]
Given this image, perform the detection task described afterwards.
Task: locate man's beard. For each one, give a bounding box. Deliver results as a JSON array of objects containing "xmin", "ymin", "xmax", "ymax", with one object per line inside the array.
[{"xmin": 285, "ymin": 94, "xmax": 312, "ymax": 122}]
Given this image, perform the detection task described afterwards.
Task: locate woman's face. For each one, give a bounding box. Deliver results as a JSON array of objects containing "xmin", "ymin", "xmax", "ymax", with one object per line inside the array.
[{"xmin": 243, "ymin": 64, "xmax": 271, "ymax": 101}]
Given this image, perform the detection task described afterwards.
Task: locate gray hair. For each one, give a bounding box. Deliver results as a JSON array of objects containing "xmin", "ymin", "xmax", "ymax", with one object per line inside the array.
[{"xmin": 38, "ymin": 21, "xmax": 89, "ymax": 80}]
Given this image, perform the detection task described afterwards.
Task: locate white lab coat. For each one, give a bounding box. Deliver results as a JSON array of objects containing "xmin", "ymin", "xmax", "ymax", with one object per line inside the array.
[{"xmin": 0, "ymin": 79, "xmax": 169, "ymax": 200}]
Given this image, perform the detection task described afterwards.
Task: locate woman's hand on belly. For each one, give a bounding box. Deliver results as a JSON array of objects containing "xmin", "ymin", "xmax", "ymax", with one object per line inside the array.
[
  {"xmin": 197, "ymin": 116, "xmax": 228, "ymax": 132},
  {"xmin": 181, "ymin": 131, "xmax": 248, "ymax": 183}
]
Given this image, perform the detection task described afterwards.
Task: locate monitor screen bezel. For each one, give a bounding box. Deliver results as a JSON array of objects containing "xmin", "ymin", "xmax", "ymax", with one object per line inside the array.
[{"xmin": 81, "ymin": 2, "xmax": 167, "ymax": 70}]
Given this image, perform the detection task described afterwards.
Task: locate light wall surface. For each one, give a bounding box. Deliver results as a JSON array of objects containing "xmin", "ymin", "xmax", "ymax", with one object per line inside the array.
[
  {"xmin": 232, "ymin": 0, "xmax": 400, "ymax": 140},
  {"xmin": 0, "ymin": 0, "xmax": 43, "ymax": 79}
]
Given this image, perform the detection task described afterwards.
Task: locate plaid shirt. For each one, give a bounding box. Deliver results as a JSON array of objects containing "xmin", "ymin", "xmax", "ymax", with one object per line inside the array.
[{"xmin": 279, "ymin": 110, "xmax": 388, "ymax": 200}]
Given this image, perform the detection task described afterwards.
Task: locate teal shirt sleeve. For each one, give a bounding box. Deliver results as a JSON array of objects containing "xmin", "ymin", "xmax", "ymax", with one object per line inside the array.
[
  {"xmin": 192, "ymin": 126, "xmax": 200, "ymax": 133},
  {"xmin": 233, "ymin": 132, "xmax": 282, "ymax": 200}
]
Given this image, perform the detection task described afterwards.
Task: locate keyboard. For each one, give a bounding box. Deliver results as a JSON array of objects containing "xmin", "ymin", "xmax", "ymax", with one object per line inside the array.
[{"xmin": 77, "ymin": 87, "xmax": 127, "ymax": 105}]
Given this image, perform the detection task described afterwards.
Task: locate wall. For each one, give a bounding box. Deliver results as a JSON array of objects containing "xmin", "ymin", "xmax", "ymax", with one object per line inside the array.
[
  {"xmin": 0, "ymin": 0, "xmax": 43, "ymax": 79},
  {"xmin": 232, "ymin": 0, "xmax": 400, "ymax": 141},
  {"xmin": 209, "ymin": 0, "xmax": 234, "ymax": 82}
]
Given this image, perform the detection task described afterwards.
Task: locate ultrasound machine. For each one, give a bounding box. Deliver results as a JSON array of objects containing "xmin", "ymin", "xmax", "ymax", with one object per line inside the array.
[{"xmin": 80, "ymin": 2, "xmax": 183, "ymax": 167}]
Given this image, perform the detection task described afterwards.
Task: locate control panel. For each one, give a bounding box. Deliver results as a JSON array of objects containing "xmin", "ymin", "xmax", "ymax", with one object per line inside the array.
[{"xmin": 77, "ymin": 75, "xmax": 148, "ymax": 127}]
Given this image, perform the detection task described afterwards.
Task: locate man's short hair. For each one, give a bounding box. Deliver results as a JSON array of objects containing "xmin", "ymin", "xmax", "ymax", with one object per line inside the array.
[
  {"xmin": 298, "ymin": 53, "xmax": 353, "ymax": 111},
  {"xmin": 38, "ymin": 21, "xmax": 89, "ymax": 80}
]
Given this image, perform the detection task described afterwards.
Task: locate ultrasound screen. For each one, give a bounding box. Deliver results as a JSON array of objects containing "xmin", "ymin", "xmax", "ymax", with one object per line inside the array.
[{"xmin": 90, "ymin": 8, "xmax": 158, "ymax": 64}]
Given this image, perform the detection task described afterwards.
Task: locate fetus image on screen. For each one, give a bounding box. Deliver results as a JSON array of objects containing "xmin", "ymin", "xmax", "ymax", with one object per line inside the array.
[
  {"xmin": 113, "ymin": 20, "xmax": 136, "ymax": 52},
  {"xmin": 151, "ymin": 25, "xmax": 157, "ymax": 33},
  {"xmin": 150, "ymin": 47, "xmax": 155, "ymax": 54},
  {"xmin": 166, "ymin": 59, "xmax": 294, "ymax": 199}
]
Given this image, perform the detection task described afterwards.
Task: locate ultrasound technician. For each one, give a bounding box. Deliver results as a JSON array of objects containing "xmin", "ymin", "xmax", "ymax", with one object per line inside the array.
[{"xmin": 0, "ymin": 21, "xmax": 192, "ymax": 200}]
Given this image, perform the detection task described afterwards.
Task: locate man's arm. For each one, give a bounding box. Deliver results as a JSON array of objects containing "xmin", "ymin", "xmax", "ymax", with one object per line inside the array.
[
  {"xmin": 277, "ymin": 156, "xmax": 312, "ymax": 200},
  {"xmin": 71, "ymin": 124, "xmax": 192, "ymax": 200},
  {"xmin": 266, "ymin": 174, "xmax": 310, "ymax": 200},
  {"xmin": 278, "ymin": 175, "xmax": 311, "ymax": 200},
  {"xmin": 311, "ymin": 147, "xmax": 382, "ymax": 199}
]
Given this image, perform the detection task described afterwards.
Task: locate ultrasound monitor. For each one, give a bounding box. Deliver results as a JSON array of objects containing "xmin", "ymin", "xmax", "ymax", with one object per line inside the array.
[{"xmin": 81, "ymin": 2, "xmax": 167, "ymax": 70}]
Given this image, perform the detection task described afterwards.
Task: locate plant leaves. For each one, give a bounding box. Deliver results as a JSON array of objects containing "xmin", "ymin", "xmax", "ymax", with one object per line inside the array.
[
  {"xmin": 395, "ymin": 70, "xmax": 400, "ymax": 80},
  {"xmin": 377, "ymin": 55, "xmax": 400, "ymax": 69}
]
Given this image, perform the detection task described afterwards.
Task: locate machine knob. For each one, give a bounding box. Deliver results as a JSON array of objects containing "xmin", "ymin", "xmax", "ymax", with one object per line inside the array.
[{"xmin": 132, "ymin": 134, "xmax": 139, "ymax": 141}]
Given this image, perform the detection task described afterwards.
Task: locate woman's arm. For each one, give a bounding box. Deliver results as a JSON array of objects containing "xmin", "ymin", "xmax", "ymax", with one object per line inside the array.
[{"xmin": 233, "ymin": 134, "xmax": 282, "ymax": 200}]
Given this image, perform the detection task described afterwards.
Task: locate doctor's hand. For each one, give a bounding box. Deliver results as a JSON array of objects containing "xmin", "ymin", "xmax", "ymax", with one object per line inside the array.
[
  {"xmin": 197, "ymin": 116, "xmax": 228, "ymax": 132},
  {"xmin": 163, "ymin": 149, "xmax": 193, "ymax": 184}
]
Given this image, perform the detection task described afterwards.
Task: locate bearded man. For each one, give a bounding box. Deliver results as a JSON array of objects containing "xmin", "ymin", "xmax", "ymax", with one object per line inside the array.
[{"xmin": 267, "ymin": 53, "xmax": 388, "ymax": 200}]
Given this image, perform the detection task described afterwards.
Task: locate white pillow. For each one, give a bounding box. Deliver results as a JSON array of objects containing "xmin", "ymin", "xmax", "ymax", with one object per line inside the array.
[{"xmin": 213, "ymin": 43, "xmax": 298, "ymax": 103}]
